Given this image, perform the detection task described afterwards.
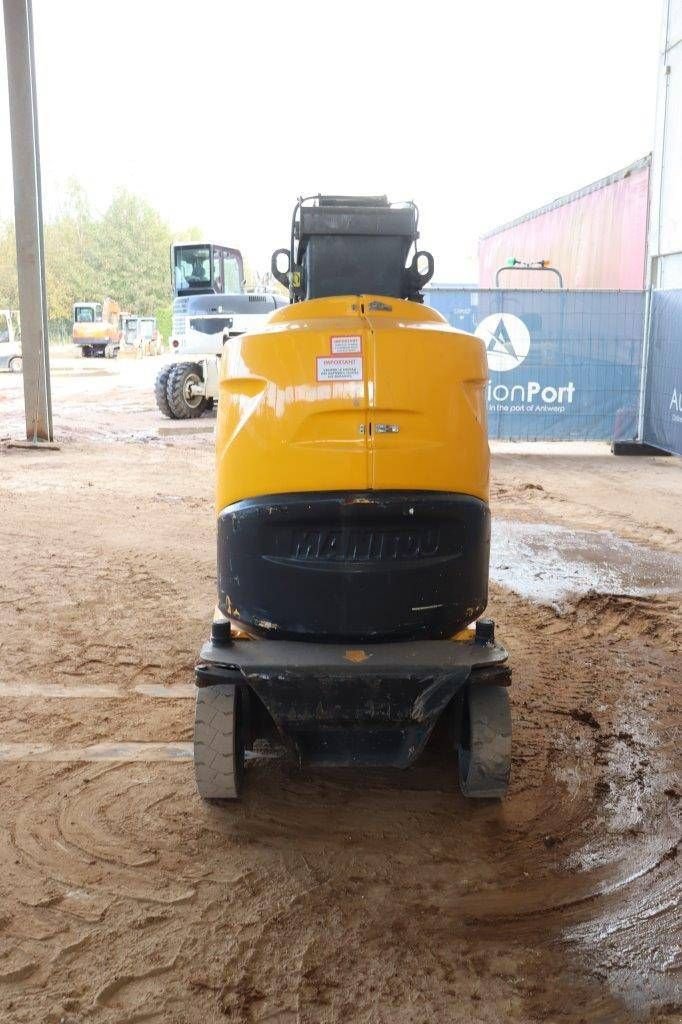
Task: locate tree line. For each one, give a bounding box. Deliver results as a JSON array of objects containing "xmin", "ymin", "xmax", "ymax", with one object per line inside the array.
[{"xmin": 0, "ymin": 181, "xmax": 200, "ymax": 340}]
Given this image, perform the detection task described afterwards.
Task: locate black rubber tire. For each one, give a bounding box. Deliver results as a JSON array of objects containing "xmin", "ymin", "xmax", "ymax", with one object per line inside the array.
[
  {"xmin": 194, "ymin": 684, "xmax": 244, "ymax": 800},
  {"xmin": 82, "ymin": 347, "xmax": 92, "ymax": 358},
  {"xmin": 205, "ymin": 397, "xmax": 215, "ymax": 413},
  {"xmin": 458, "ymin": 684, "xmax": 511, "ymax": 799},
  {"xmin": 166, "ymin": 362, "xmax": 208, "ymax": 419},
  {"xmin": 8, "ymin": 356, "xmax": 22, "ymax": 373},
  {"xmin": 154, "ymin": 364, "xmax": 176, "ymax": 419}
]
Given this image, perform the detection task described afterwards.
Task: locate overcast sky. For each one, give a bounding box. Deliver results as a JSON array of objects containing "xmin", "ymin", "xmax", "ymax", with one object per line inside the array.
[{"xmin": 0, "ymin": 0, "xmax": 662, "ymax": 280}]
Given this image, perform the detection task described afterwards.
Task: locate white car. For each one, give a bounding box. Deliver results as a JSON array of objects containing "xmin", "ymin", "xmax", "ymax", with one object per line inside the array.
[{"xmin": 0, "ymin": 309, "xmax": 21, "ymax": 372}]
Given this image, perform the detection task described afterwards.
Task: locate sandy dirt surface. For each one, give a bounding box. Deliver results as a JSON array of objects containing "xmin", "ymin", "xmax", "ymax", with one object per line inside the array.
[{"xmin": 0, "ymin": 360, "xmax": 680, "ymax": 1023}]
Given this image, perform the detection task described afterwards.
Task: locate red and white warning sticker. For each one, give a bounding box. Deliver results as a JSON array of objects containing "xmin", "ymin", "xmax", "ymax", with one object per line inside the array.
[
  {"xmin": 316, "ymin": 356, "xmax": 363, "ymax": 382},
  {"xmin": 330, "ymin": 334, "xmax": 362, "ymax": 355}
]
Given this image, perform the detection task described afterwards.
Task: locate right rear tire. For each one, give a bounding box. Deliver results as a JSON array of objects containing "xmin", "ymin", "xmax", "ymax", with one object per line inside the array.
[
  {"xmin": 194, "ymin": 684, "xmax": 244, "ymax": 800},
  {"xmin": 166, "ymin": 362, "xmax": 208, "ymax": 419},
  {"xmin": 457, "ymin": 684, "xmax": 511, "ymax": 799},
  {"xmin": 154, "ymin": 364, "xmax": 175, "ymax": 418}
]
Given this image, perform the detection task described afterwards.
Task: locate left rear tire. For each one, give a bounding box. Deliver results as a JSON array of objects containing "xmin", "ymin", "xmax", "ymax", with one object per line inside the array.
[
  {"xmin": 154, "ymin": 364, "xmax": 175, "ymax": 418},
  {"xmin": 194, "ymin": 684, "xmax": 244, "ymax": 800}
]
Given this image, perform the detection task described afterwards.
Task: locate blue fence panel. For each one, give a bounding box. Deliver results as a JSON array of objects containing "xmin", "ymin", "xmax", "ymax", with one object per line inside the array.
[
  {"xmin": 642, "ymin": 288, "xmax": 682, "ymax": 457},
  {"xmin": 425, "ymin": 288, "xmax": 645, "ymax": 441}
]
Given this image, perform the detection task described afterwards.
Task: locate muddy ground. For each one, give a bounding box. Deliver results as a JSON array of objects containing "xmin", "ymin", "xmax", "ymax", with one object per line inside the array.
[{"xmin": 0, "ymin": 359, "xmax": 680, "ymax": 1023}]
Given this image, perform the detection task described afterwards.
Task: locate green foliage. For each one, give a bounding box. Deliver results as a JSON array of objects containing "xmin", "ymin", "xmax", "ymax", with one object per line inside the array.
[
  {"xmin": 155, "ymin": 303, "xmax": 172, "ymax": 347},
  {"xmin": 93, "ymin": 189, "xmax": 171, "ymax": 315},
  {"xmin": 44, "ymin": 179, "xmax": 98, "ymax": 320},
  {"xmin": 47, "ymin": 319, "xmax": 74, "ymax": 346},
  {"xmin": 0, "ymin": 220, "xmax": 19, "ymax": 310},
  {"xmin": 0, "ymin": 181, "xmax": 199, "ymax": 327}
]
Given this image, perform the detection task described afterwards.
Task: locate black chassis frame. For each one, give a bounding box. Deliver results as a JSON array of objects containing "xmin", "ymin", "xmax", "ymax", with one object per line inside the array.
[{"xmin": 195, "ymin": 634, "xmax": 510, "ymax": 769}]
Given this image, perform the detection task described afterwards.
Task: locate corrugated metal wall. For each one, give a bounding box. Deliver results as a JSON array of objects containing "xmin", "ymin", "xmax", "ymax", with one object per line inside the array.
[
  {"xmin": 478, "ymin": 161, "xmax": 650, "ymax": 290},
  {"xmin": 648, "ymin": 1, "xmax": 682, "ymax": 288},
  {"xmin": 639, "ymin": 3, "xmax": 682, "ymax": 456}
]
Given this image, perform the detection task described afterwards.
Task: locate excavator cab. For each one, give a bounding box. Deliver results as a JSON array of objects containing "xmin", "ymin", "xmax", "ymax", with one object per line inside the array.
[
  {"xmin": 172, "ymin": 243, "xmax": 244, "ymax": 297},
  {"xmin": 193, "ymin": 195, "xmax": 512, "ymax": 804}
]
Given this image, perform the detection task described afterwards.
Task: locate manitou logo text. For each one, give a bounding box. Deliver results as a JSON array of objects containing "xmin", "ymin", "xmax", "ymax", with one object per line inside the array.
[
  {"xmin": 290, "ymin": 527, "xmax": 441, "ymax": 562},
  {"xmin": 475, "ymin": 313, "xmax": 531, "ymax": 372}
]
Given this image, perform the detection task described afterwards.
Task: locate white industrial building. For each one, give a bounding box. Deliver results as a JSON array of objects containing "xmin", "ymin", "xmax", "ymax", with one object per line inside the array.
[{"xmin": 648, "ymin": 1, "xmax": 682, "ymax": 287}]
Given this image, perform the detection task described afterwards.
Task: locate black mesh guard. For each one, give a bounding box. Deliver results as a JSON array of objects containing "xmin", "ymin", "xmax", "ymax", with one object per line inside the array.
[{"xmin": 297, "ymin": 199, "xmax": 419, "ymax": 300}]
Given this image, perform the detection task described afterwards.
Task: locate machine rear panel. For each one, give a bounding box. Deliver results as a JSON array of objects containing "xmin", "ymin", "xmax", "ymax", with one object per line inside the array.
[{"xmin": 215, "ymin": 296, "xmax": 491, "ymax": 641}]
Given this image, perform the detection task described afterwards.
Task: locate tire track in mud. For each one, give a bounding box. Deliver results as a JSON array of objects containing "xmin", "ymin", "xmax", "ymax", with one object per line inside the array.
[
  {"xmin": 3, "ymin": 679, "xmax": 678, "ymax": 1021},
  {"xmin": 210, "ymin": 588, "xmax": 680, "ymax": 1022},
  {"xmin": 4, "ymin": 396, "xmax": 681, "ymax": 1020},
  {"xmin": 1, "ymin": 763, "xmax": 202, "ymax": 1021},
  {"xmin": 0, "ymin": 589, "xmax": 679, "ymax": 1018}
]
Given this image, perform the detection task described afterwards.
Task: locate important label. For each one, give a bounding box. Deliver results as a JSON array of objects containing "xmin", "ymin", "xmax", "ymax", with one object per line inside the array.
[
  {"xmin": 330, "ymin": 334, "xmax": 362, "ymax": 354},
  {"xmin": 316, "ymin": 356, "xmax": 363, "ymax": 382}
]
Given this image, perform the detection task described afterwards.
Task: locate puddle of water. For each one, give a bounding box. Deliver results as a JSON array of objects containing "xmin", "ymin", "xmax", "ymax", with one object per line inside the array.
[{"xmin": 490, "ymin": 520, "xmax": 682, "ymax": 608}]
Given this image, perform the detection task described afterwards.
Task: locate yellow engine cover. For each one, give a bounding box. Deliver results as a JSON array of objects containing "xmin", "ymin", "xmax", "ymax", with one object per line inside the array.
[{"xmin": 215, "ymin": 295, "xmax": 489, "ymax": 511}]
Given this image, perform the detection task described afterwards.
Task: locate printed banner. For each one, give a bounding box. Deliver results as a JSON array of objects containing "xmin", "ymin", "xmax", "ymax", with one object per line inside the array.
[
  {"xmin": 643, "ymin": 289, "xmax": 682, "ymax": 456},
  {"xmin": 425, "ymin": 289, "xmax": 645, "ymax": 441}
]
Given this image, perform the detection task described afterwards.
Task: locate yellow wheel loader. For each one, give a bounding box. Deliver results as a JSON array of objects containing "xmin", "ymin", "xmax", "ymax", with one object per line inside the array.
[{"xmin": 194, "ymin": 195, "xmax": 512, "ymax": 801}]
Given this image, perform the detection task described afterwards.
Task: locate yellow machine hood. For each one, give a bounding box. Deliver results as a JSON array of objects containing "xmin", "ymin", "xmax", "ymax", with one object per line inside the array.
[{"xmin": 215, "ymin": 294, "xmax": 489, "ymax": 512}]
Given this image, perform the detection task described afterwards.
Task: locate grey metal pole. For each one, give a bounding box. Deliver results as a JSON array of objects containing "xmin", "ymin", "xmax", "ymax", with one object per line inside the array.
[{"xmin": 3, "ymin": 0, "xmax": 53, "ymax": 442}]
